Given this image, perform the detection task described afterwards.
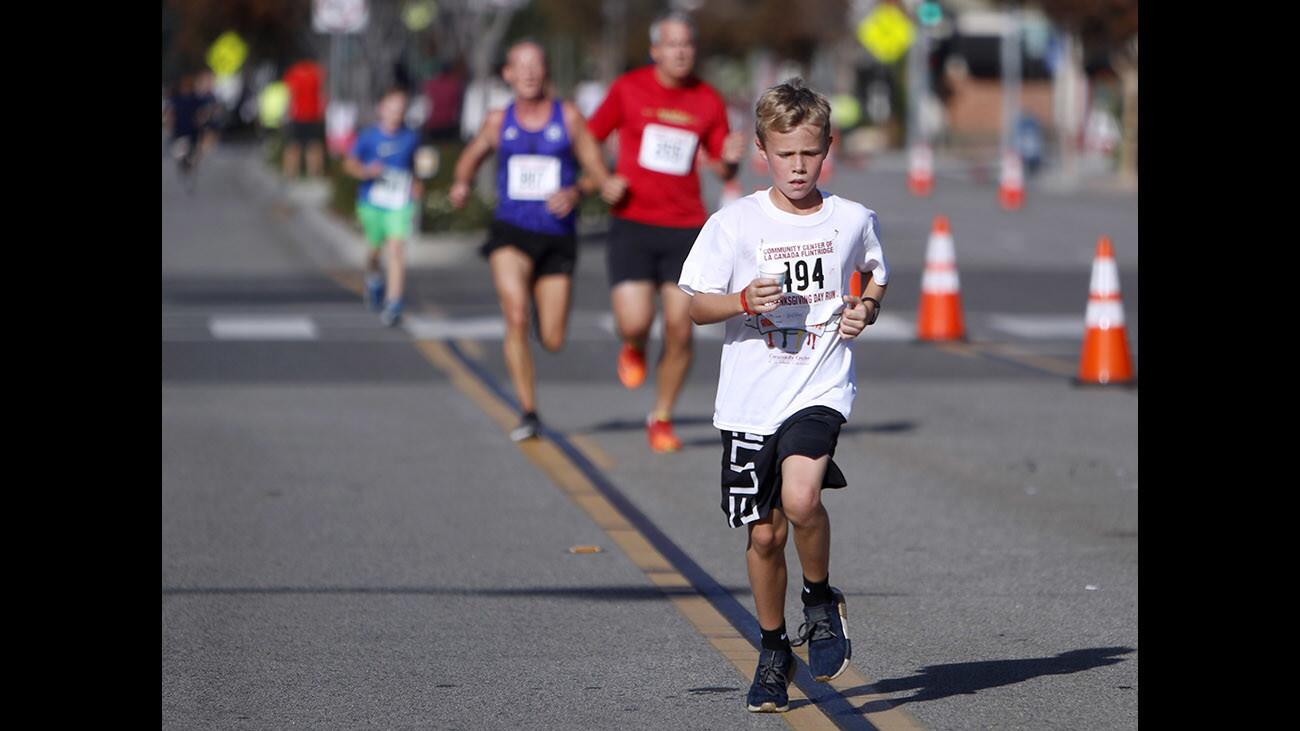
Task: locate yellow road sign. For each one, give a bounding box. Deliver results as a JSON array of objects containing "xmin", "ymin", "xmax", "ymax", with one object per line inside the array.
[
  {"xmin": 206, "ymin": 31, "xmax": 248, "ymax": 77},
  {"xmin": 857, "ymin": 3, "xmax": 915, "ymax": 64}
]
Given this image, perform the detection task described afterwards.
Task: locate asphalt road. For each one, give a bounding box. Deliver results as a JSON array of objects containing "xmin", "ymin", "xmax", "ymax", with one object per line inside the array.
[{"xmin": 162, "ymin": 143, "xmax": 1138, "ymax": 729}]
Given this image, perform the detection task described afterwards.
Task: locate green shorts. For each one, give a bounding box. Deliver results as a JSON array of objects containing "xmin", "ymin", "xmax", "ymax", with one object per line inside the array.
[{"xmin": 356, "ymin": 202, "xmax": 414, "ymax": 248}]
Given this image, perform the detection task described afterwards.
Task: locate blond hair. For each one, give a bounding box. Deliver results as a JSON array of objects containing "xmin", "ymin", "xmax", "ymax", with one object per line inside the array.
[{"xmin": 754, "ymin": 78, "xmax": 832, "ymax": 149}]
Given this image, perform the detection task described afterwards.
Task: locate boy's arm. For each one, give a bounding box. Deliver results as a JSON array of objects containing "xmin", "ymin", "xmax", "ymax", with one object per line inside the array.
[
  {"xmin": 343, "ymin": 136, "xmax": 382, "ymax": 180},
  {"xmin": 448, "ymin": 111, "xmax": 502, "ymax": 209},
  {"xmin": 688, "ymin": 278, "xmax": 783, "ymax": 325},
  {"xmin": 838, "ymin": 275, "xmax": 887, "ymax": 340}
]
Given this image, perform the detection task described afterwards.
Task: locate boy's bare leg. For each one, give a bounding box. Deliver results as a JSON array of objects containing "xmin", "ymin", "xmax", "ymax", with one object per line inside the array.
[
  {"xmin": 490, "ymin": 247, "xmax": 539, "ymax": 413},
  {"xmin": 780, "ymin": 455, "xmax": 832, "ymax": 583},
  {"xmin": 384, "ymin": 239, "xmax": 406, "ymax": 303},
  {"xmin": 746, "ymin": 508, "xmax": 790, "ymax": 631}
]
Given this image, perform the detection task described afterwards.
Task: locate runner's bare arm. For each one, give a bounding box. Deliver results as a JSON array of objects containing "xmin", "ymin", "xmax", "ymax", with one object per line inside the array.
[
  {"xmin": 564, "ymin": 102, "xmax": 610, "ymax": 190},
  {"xmin": 704, "ymin": 130, "xmax": 746, "ymax": 182},
  {"xmin": 688, "ymin": 278, "xmax": 783, "ymax": 325},
  {"xmin": 449, "ymin": 110, "xmax": 504, "ymax": 209},
  {"xmin": 343, "ymin": 152, "xmax": 383, "ymax": 181}
]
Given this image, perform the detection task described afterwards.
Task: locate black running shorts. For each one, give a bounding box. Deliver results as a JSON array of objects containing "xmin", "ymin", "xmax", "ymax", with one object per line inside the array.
[
  {"xmin": 719, "ymin": 406, "xmax": 848, "ymax": 528},
  {"xmin": 606, "ymin": 216, "xmax": 701, "ymax": 288},
  {"xmin": 481, "ymin": 219, "xmax": 579, "ymax": 279}
]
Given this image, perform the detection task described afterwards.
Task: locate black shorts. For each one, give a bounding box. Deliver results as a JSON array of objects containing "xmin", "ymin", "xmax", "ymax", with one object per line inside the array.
[
  {"xmin": 290, "ymin": 120, "xmax": 325, "ymax": 143},
  {"xmin": 719, "ymin": 406, "xmax": 848, "ymax": 528},
  {"xmin": 481, "ymin": 219, "xmax": 578, "ymax": 278},
  {"xmin": 606, "ymin": 217, "xmax": 700, "ymax": 288}
]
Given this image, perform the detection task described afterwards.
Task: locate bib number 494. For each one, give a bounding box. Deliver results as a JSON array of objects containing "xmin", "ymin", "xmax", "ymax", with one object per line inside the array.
[{"xmin": 782, "ymin": 258, "xmax": 826, "ymax": 293}]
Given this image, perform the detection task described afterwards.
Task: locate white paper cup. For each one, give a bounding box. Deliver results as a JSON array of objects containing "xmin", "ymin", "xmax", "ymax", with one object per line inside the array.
[{"xmin": 758, "ymin": 262, "xmax": 787, "ymax": 286}]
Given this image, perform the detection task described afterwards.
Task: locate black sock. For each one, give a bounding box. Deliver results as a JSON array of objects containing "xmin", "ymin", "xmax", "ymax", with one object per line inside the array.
[
  {"xmin": 522, "ymin": 411, "xmax": 538, "ymax": 422},
  {"xmin": 760, "ymin": 623, "xmax": 790, "ymax": 651},
  {"xmin": 802, "ymin": 576, "xmax": 832, "ymax": 607}
]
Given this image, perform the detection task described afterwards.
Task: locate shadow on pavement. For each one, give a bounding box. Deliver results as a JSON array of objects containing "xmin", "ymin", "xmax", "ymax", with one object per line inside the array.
[
  {"xmin": 162, "ymin": 584, "xmax": 910, "ymax": 601},
  {"xmin": 833, "ymin": 646, "xmax": 1136, "ymax": 716},
  {"xmin": 676, "ymin": 420, "xmax": 919, "ymax": 449}
]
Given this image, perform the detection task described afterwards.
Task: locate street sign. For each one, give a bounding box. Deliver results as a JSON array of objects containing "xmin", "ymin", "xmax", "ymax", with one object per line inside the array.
[
  {"xmin": 918, "ymin": 1, "xmax": 943, "ymax": 27},
  {"xmin": 857, "ymin": 3, "xmax": 915, "ymax": 64},
  {"xmin": 206, "ymin": 31, "xmax": 247, "ymax": 77},
  {"xmin": 313, "ymin": 0, "xmax": 368, "ymax": 33}
]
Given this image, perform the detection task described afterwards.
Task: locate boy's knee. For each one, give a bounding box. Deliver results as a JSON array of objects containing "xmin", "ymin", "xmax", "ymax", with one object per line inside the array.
[
  {"xmin": 748, "ymin": 522, "xmax": 787, "ymax": 555},
  {"xmin": 781, "ymin": 488, "xmax": 825, "ymax": 525}
]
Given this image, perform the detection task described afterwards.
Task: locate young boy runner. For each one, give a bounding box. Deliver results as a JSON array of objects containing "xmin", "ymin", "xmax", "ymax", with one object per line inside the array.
[
  {"xmin": 449, "ymin": 41, "xmax": 614, "ymax": 441},
  {"xmin": 677, "ymin": 79, "xmax": 889, "ymax": 713},
  {"xmin": 344, "ymin": 87, "xmax": 422, "ymax": 326}
]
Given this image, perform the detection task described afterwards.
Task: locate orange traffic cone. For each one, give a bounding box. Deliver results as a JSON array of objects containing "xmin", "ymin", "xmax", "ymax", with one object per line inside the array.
[
  {"xmin": 1076, "ymin": 236, "xmax": 1134, "ymax": 385},
  {"xmin": 916, "ymin": 215, "xmax": 965, "ymax": 341},
  {"xmin": 908, "ymin": 143, "xmax": 933, "ymax": 196},
  {"xmin": 999, "ymin": 150, "xmax": 1024, "ymax": 210}
]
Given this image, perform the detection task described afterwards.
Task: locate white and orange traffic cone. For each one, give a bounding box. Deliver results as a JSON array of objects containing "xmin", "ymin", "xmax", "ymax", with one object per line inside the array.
[
  {"xmin": 908, "ymin": 143, "xmax": 934, "ymax": 196},
  {"xmin": 1076, "ymin": 236, "xmax": 1134, "ymax": 385},
  {"xmin": 916, "ymin": 215, "xmax": 965, "ymax": 341},
  {"xmin": 999, "ymin": 150, "xmax": 1024, "ymax": 210}
]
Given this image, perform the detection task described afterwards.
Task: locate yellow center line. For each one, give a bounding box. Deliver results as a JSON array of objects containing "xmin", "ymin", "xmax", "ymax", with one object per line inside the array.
[{"xmin": 410, "ymin": 337, "xmax": 925, "ymax": 731}]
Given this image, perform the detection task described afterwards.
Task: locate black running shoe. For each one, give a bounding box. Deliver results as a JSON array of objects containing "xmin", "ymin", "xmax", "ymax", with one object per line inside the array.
[
  {"xmin": 792, "ymin": 587, "xmax": 851, "ymax": 681},
  {"xmin": 746, "ymin": 647, "xmax": 794, "ymax": 713},
  {"xmin": 510, "ymin": 412, "xmax": 542, "ymax": 442}
]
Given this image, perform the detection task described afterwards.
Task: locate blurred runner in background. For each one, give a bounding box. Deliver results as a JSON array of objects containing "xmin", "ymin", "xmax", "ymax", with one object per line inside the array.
[
  {"xmin": 283, "ymin": 58, "xmax": 327, "ymax": 179},
  {"xmin": 344, "ymin": 87, "xmax": 422, "ymax": 327},
  {"xmin": 586, "ymin": 11, "xmax": 746, "ymax": 453},
  {"xmin": 449, "ymin": 41, "xmax": 615, "ymax": 442}
]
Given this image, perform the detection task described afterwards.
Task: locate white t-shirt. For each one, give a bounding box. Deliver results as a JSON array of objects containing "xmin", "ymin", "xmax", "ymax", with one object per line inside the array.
[{"xmin": 678, "ymin": 188, "xmax": 889, "ymax": 435}]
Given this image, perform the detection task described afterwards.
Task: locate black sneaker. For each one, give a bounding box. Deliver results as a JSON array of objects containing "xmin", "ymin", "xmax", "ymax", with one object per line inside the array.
[
  {"xmin": 510, "ymin": 412, "xmax": 542, "ymax": 442},
  {"xmin": 745, "ymin": 647, "xmax": 794, "ymax": 713},
  {"xmin": 792, "ymin": 587, "xmax": 851, "ymax": 681}
]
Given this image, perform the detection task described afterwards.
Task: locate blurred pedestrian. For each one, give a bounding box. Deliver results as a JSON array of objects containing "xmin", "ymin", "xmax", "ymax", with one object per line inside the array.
[
  {"xmin": 283, "ymin": 58, "xmax": 327, "ymax": 179},
  {"xmin": 677, "ymin": 79, "xmax": 889, "ymax": 713},
  {"xmin": 422, "ymin": 60, "xmax": 466, "ymax": 144},
  {"xmin": 448, "ymin": 41, "xmax": 615, "ymax": 442},
  {"xmin": 164, "ymin": 74, "xmax": 204, "ymax": 193},
  {"xmin": 344, "ymin": 86, "xmax": 422, "ymax": 326},
  {"xmin": 585, "ymin": 11, "xmax": 747, "ymax": 453}
]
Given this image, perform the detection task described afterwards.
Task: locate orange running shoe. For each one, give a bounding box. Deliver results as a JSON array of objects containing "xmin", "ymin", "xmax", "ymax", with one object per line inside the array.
[
  {"xmin": 617, "ymin": 343, "xmax": 647, "ymax": 389},
  {"xmin": 646, "ymin": 416, "xmax": 682, "ymax": 453}
]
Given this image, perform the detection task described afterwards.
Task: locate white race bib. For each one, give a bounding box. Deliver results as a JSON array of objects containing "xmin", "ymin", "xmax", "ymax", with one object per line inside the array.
[
  {"xmin": 506, "ymin": 154, "xmax": 561, "ymax": 201},
  {"xmin": 757, "ymin": 237, "xmax": 842, "ymax": 331},
  {"xmin": 638, "ymin": 123, "xmax": 698, "ymax": 176},
  {"xmin": 368, "ymin": 167, "xmax": 412, "ymax": 209}
]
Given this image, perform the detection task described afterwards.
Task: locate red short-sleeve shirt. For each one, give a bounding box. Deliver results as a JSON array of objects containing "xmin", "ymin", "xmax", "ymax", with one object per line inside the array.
[
  {"xmin": 587, "ymin": 66, "xmax": 730, "ymax": 229},
  {"xmin": 284, "ymin": 61, "xmax": 326, "ymax": 123}
]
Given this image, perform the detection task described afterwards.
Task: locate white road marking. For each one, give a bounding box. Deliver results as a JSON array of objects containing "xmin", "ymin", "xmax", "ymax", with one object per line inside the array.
[
  {"xmin": 208, "ymin": 316, "xmax": 318, "ymax": 340},
  {"xmin": 986, "ymin": 314, "xmax": 1084, "ymax": 339}
]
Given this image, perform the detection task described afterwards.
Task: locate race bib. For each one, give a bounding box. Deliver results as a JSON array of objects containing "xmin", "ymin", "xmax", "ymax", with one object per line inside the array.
[
  {"xmin": 368, "ymin": 167, "xmax": 412, "ymax": 209},
  {"xmin": 506, "ymin": 154, "xmax": 561, "ymax": 201},
  {"xmin": 638, "ymin": 123, "xmax": 698, "ymax": 175},
  {"xmin": 757, "ymin": 236, "xmax": 842, "ymax": 331}
]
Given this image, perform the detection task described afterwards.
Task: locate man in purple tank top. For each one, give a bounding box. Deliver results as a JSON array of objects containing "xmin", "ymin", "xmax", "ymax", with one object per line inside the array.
[{"xmin": 450, "ymin": 40, "xmax": 615, "ymax": 441}]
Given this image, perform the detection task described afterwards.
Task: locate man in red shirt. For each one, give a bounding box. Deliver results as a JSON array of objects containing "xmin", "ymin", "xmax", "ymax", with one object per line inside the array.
[
  {"xmin": 283, "ymin": 59, "xmax": 327, "ymax": 178},
  {"xmin": 587, "ymin": 12, "xmax": 745, "ymax": 453}
]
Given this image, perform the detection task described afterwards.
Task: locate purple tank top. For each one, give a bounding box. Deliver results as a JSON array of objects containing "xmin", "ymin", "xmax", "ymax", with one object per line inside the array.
[{"xmin": 495, "ymin": 100, "xmax": 579, "ymax": 236}]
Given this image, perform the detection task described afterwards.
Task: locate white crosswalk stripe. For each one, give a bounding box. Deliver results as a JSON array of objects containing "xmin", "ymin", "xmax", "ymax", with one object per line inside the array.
[{"xmin": 164, "ymin": 310, "xmax": 1097, "ymax": 343}]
